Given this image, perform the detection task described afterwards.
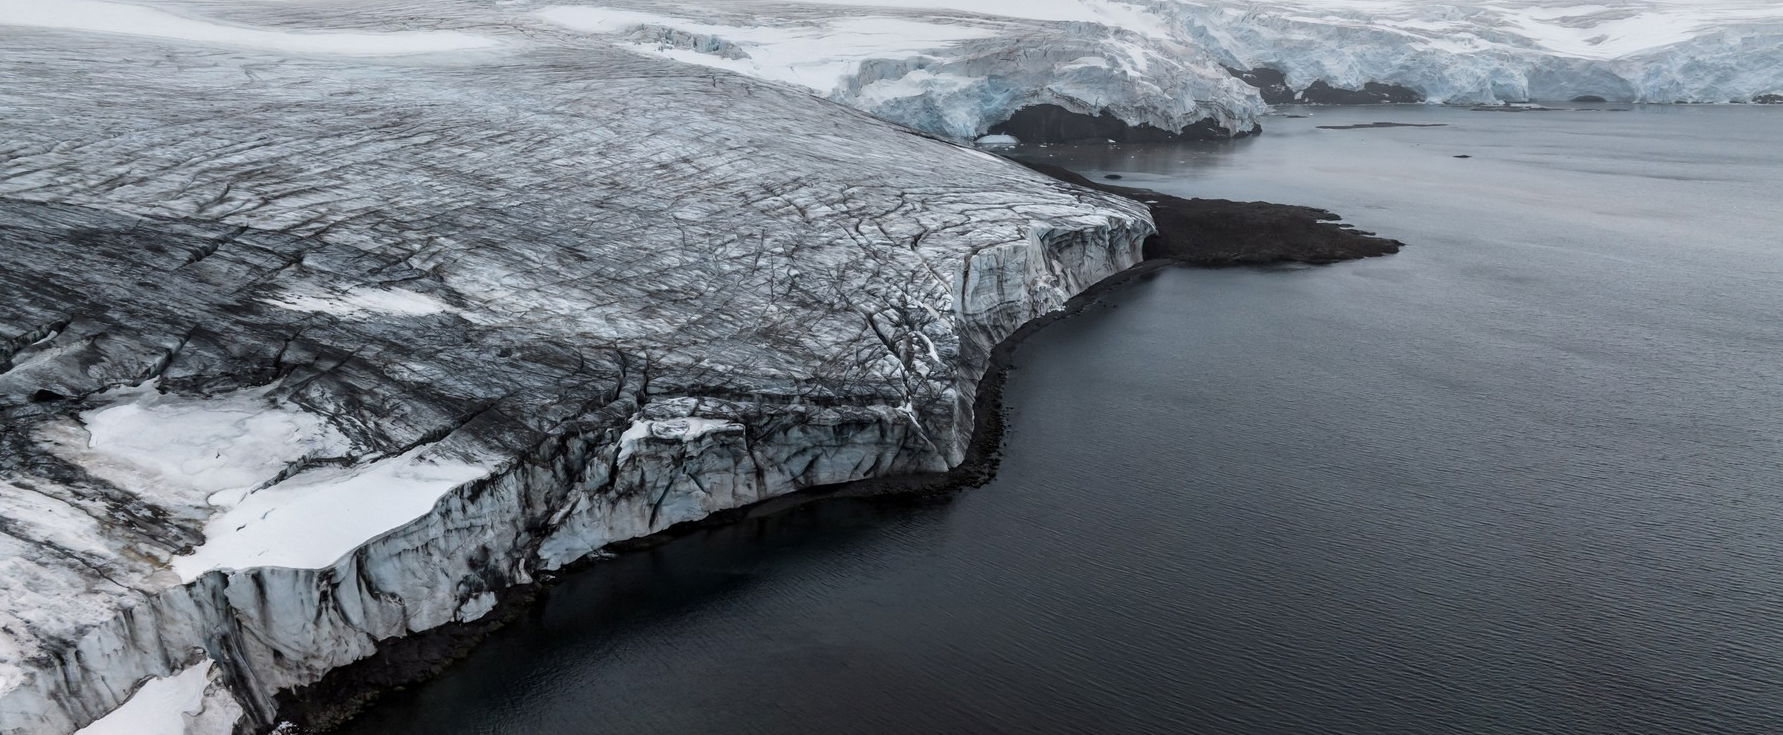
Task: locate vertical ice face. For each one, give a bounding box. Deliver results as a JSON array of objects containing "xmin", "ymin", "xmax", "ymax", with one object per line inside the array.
[
  {"xmin": 536, "ymin": 3, "xmax": 1268, "ymax": 139},
  {"xmin": 0, "ymin": 0, "xmax": 500, "ymax": 55}
]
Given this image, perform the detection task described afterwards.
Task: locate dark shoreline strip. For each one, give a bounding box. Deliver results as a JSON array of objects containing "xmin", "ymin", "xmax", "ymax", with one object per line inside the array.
[
  {"xmin": 1013, "ymin": 159, "xmax": 1404, "ymax": 265},
  {"xmin": 276, "ymin": 161, "xmax": 1404, "ymax": 733}
]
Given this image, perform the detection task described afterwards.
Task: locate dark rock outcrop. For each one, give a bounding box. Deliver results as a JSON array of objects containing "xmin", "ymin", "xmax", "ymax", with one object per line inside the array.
[
  {"xmin": 1225, "ymin": 66, "xmax": 1424, "ymax": 105},
  {"xmin": 987, "ymin": 104, "xmax": 1260, "ymax": 144},
  {"xmin": 1756, "ymin": 94, "xmax": 1783, "ymax": 104},
  {"xmin": 1298, "ymin": 79, "xmax": 1424, "ymax": 104},
  {"xmin": 1016, "ymin": 161, "xmax": 1404, "ymax": 265},
  {"xmin": 1223, "ymin": 66, "xmax": 1296, "ymax": 104}
]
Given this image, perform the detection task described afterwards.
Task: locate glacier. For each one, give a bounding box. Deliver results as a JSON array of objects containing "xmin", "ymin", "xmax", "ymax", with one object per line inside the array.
[
  {"xmin": 1156, "ymin": 0, "xmax": 1783, "ymax": 104},
  {"xmin": 0, "ymin": 2, "xmax": 1157, "ymax": 733},
  {"xmin": 547, "ymin": 0, "xmax": 1783, "ymax": 123},
  {"xmin": 535, "ymin": 2, "xmax": 1268, "ymax": 140},
  {"xmin": 1, "ymin": 0, "xmax": 1777, "ymax": 733}
]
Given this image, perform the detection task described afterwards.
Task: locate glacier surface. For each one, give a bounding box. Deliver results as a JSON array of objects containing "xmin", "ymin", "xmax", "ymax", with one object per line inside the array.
[
  {"xmin": 2, "ymin": 0, "xmax": 1777, "ymax": 733},
  {"xmin": 0, "ymin": 2, "xmax": 1153, "ymax": 732}
]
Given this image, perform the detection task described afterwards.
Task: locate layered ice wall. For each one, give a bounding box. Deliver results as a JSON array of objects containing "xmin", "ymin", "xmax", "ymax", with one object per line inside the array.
[
  {"xmin": 541, "ymin": 0, "xmax": 1783, "ymax": 120},
  {"xmin": 536, "ymin": 2, "xmax": 1268, "ymax": 140}
]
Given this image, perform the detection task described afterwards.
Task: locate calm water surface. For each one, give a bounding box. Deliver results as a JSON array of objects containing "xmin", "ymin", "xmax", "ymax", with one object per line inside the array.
[{"xmin": 339, "ymin": 105, "xmax": 1783, "ymax": 734}]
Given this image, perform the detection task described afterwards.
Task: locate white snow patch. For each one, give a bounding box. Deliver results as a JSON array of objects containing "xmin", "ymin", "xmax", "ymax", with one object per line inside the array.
[
  {"xmin": 0, "ymin": 0, "xmax": 499, "ymax": 56},
  {"xmin": 172, "ymin": 446, "xmax": 492, "ymax": 581},
  {"xmin": 795, "ymin": 0, "xmax": 1172, "ymax": 36},
  {"xmin": 74, "ymin": 660, "xmax": 215, "ymax": 735},
  {"xmin": 263, "ymin": 286, "xmax": 454, "ymax": 318},
  {"xmin": 45, "ymin": 384, "xmax": 348, "ymax": 510},
  {"xmin": 534, "ymin": 6, "xmax": 681, "ymax": 34},
  {"xmin": 1059, "ymin": 55, "xmax": 1112, "ymax": 70},
  {"xmin": 541, "ymin": 7, "xmax": 998, "ymax": 93},
  {"xmin": 619, "ymin": 416, "xmax": 743, "ymax": 446}
]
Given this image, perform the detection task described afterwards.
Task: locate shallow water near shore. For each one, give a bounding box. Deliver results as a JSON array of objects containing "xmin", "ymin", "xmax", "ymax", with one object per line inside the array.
[{"xmin": 335, "ymin": 105, "xmax": 1783, "ymax": 734}]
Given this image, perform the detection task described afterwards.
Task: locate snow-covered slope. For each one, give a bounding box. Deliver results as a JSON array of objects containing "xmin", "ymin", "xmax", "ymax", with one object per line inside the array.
[{"xmin": 1161, "ymin": 0, "xmax": 1783, "ymax": 103}]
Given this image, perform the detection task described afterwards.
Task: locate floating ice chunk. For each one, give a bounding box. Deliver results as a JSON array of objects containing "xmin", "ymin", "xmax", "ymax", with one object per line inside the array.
[
  {"xmin": 0, "ymin": 0, "xmax": 499, "ymax": 56},
  {"xmin": 975, "ymin": 134, "xmax": 1020, "ymax": 148}
]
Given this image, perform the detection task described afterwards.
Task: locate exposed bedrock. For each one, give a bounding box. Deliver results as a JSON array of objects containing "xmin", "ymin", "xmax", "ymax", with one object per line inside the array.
[
  {"xmin": 1017, "ymin": 161, "xmax": 1405, "ymax": 266},
  {"xmin": 1224, "ymin": 66, "xmax": 1425, "ymax": 105},
  {"xmin": 987, "ymin": 104, "xmax": 1262, "ymax": 145},
  {"xmin": 1298, "ymin": 80, "xmax": 1425, "ymax": 105},
  {"xmin": 1223, "ymin": 66, "xmax": 1295, "ymax": 105}
]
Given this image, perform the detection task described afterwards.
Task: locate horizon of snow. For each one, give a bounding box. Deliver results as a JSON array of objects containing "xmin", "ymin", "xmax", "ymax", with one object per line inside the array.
[
  {"xmin": 0, "ymin": 0, "xmax": 500, "ymax": 56},
  {"xmin": 790, "ymin": 0, "xmax": 1172, "ymax": 35},
  {"xmin": 540, "ymin": 6, "xmax": 1000, "ymax": 93},
  {"xmin": 796, "ymin": 0, "xmax": 1782, "ymax": 61},
  {"xmin": 1178, "ymin": 0, "xmax": 1783, "ymax": 60}
]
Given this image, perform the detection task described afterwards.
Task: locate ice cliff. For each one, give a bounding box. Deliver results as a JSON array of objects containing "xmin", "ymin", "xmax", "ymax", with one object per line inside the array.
[
  {"xmin": 563, "ymin": 0, "xmax": 1783, "ymax": 117},
  {"xmin": 534, "ymin": 2, "xmax": 1267, "ymax": 140},
  {"xmin": 0, "ymin": 2, "xmax": 1153, "ymax": 732}
]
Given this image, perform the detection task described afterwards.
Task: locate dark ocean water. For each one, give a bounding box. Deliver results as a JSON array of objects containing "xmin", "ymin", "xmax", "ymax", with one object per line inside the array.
[{"xmin": 336, "ymin": 105, "xmax": 1783, "ymax": 735}]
